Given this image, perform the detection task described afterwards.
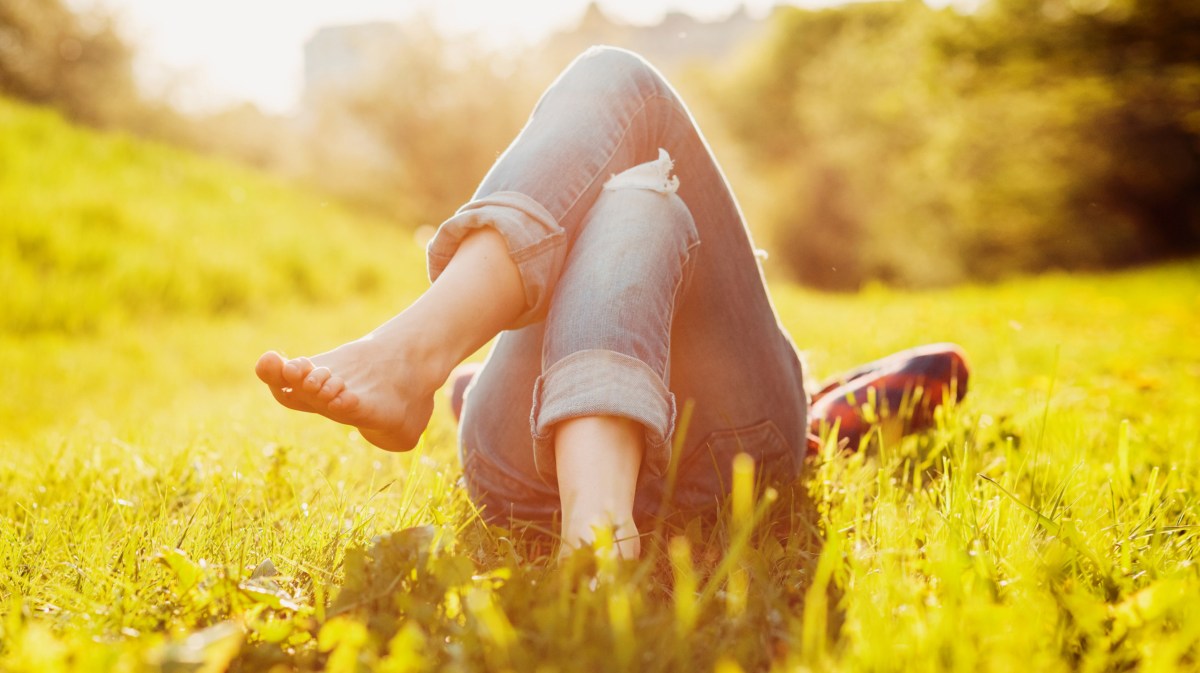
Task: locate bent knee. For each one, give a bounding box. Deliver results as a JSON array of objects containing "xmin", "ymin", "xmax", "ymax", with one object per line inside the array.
[
  {"xmin": 579, "ymin": 45, "xmax": 653, "ymax": 71},
  {"xmin": 581, "ymin": 190, "xmax": 698, "ymax": 279},
  {"xmin": 568, "ymin": 45, "xmax": 669, "ymax": 97}
]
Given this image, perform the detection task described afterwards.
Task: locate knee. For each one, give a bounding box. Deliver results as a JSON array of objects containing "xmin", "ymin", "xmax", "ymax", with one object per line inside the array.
[
  {"xmin": 654, "ymin": 192, "xmax": 698, "ymax": 253},
  {"xmin": 601, "ymin": 150, "xmax": 697, "ymax": 244},
  {"xmin": 578, "ymin": 45, "xmax": 654, "ymax": 73},
  {"xmin": 565, "ymin": 45, "xmax": 671, "ymax": 100},
  {"xmin": 594, "ymin": 187, "xmax": 698, "ymax": 260}
]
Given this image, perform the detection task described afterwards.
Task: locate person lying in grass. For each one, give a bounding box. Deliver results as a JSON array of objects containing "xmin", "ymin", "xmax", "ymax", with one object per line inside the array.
[{"xmin": 256, "ymin": 47, "xmax": 968, "ymax": 559}]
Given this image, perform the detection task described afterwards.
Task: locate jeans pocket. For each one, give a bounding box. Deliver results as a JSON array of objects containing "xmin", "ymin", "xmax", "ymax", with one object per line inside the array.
[{"xmin": 673, "ymin": 419, "xmax": 799, "ymax": 510}]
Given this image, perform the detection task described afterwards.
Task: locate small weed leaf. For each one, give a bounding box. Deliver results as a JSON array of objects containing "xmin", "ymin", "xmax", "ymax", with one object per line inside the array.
[
  {"xmin": 246, "ymin": 613, "xmax": 295, "ymax": 645},
  {"xmin": 249, "ymin": 558, "xmax": 278, "ymax": 580},
  {"xmin": 157, "ymin": 547, "xmax": 201, "ymax": 592},
  {"xmin": 381, "ymin": 622, "xmax": 427, "ymax": 672},
  {"xmin": 154, "ymin": 621, "xmax": 242, "ymax": 673},
  {"xmin": 238, "ymin": 579, "xmax": 300, "ymax": 611},
  {"xmin": 317, "ymin": 617, "xmax": 369, "ymax": 673},
  {"xmin": 464, "ymin": 585, "xmax": 517, "ymax": 650}
]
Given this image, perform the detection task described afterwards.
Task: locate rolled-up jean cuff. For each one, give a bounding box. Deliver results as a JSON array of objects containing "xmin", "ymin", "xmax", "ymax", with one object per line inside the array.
[
  {"xmin": 530, "ymin": 349, "xmax": 676, "ymax": 485},
  {"xmin": 426, "ymin": 191, "xmax": 566, "ymax": 328}
]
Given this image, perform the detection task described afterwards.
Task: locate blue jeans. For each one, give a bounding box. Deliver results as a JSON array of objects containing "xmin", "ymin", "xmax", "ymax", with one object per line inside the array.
[{"xmin": 426, "ymin": 47, "xmax": 807, "ymax": 525}]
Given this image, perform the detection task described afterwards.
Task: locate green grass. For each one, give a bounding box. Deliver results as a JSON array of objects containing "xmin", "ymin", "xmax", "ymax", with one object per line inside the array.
[
  {"xmin": 2, "ymin": 96, "xmax": 1199, "ymax": 672},
  {"xmin": 0, "ymin": 97, "xmax": 424, "ymax": 337}
]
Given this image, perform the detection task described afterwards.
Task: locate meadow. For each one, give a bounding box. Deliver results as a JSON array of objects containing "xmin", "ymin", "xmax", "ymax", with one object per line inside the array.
[{"xmin": 2, "ymin": 97, "xmax": 1199, "ymax": 672}]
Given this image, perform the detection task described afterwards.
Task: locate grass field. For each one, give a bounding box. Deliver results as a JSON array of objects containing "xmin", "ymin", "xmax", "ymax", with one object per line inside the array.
[{"xmin": 2, "ymin": 97, "xmax": 1199, "ymax": 672}]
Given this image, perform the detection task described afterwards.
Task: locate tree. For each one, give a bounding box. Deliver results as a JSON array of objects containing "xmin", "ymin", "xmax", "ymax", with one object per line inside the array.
[
  {"xmin": 712, "ymin": 0, "xmax": 1200, "ymax": 288},
  {"xmin": 943, "ymin": 0, "xmax": 1200, "ymax": 264},
  {"xmin": 0, "ymin": 0, "xmax": 139, "ymax": 127}
]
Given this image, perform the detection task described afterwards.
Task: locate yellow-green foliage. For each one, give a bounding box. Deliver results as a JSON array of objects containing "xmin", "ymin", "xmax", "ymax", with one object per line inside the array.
[
  {"xmin": 711, "ymin": 0, "xmax": 1200, "ymax": 289},
  {"xmin": 2, "ymin": 95, "xmax": 1199, "ymax": 672},
  {"xmin": 0, "ymin": 97, "xmax": 423, "ymax": 335}
]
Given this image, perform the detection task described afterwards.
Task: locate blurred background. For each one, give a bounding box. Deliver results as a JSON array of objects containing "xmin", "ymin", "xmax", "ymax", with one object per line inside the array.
[{"xmin": 3, "ymin": 0, "xmax": 1198, "ymax": 291}]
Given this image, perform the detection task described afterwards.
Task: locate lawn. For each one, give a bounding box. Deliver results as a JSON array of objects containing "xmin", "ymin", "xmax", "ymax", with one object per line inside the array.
[{"xmin": 2, "ymin": 97, "xmax": 1199, "ymax": 672}]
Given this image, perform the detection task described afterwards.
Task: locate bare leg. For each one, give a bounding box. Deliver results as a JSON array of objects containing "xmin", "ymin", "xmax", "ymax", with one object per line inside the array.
[
  {"xmin": 255, "ymin": 227, "xmax": 523, "ymax": 452},
  {"xmin": 256, "ymin": 227, "xmax": 650, "ymax": 557},
  {"xmin": 555, "ymin": 416, "xmax": 644, "ymax": 558}
]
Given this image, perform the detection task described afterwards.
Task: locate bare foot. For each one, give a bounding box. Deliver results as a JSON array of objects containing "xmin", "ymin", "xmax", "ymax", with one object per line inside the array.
[
  {"xmin": 255, "ymin": 323, "xmax": 450, "ymax": 452},
  {"xmin": 256, "ymin": 227, "xmax": 526, "ymax": 454}
]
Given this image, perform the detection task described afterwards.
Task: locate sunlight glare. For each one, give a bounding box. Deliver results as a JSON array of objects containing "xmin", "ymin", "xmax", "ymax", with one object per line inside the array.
[{"xmin": 85, "ymin": 0, "xmax": 790, "ymax": 113}]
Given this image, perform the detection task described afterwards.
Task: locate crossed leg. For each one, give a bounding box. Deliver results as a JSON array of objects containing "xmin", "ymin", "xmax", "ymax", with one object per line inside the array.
[
  {"xmin": 255, "ymin": 226, "xmax": 645, "ymax": 556},
  {"xmin": 257, "ymin": 46, "xmax": 804, "ymax": 559},
  {"xmin": 255, "ymin": 227, "xmax": 524, "ymax": 453}
]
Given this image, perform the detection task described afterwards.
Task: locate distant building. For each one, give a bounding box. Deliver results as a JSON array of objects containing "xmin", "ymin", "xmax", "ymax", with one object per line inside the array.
[
  {"xmin": 301, "ymin": 5, "xmax": 770, "ymax": 103},
  {"xmin": 300, "ymin": 23, "xmax": 407, "ymax": 179},
  {"xmin": 303, "ymin": 22, "xmax": 404, "ymax": 103}
]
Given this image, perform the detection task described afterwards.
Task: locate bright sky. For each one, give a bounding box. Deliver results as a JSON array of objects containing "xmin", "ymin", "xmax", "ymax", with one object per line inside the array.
[{"xmin": 84, "ymin": 0, "xmax": 835, "ymax": 114}]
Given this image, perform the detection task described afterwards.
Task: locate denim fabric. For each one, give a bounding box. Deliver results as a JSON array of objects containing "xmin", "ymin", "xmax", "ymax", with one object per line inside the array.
[
  {"xmin": 428, "ymin": 192, "xmax": 564, "ymax": 329},
  {"xmin": 435, "ymin": 47, "xmax": 809, "ymax": 525}
]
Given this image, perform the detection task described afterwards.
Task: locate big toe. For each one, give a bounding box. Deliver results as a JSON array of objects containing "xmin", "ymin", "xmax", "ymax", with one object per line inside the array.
[{"xmin": 256, "ymin": 351, "xmax": 288, "ymax": 387}]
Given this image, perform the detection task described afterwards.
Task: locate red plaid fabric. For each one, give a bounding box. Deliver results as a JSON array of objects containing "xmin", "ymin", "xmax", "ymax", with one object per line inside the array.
[{"xmin": 806, "ymin": 343, "xmax": 969, "ymax": 454}]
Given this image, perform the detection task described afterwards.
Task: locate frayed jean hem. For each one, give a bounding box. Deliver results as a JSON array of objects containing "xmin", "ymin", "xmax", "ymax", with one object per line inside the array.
[
  {"xmin": 426, "ymin": 191, "xmax": 565, "ymax": 328},
  {"xmin": 529, "ymin": 349, "xmax": 676, "ymax": 486}
]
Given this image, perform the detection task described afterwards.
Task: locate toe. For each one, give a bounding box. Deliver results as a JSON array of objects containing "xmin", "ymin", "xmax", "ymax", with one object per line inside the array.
[
  {"xmin": 316, "ymin": 376, "xmax": 344, "ymax": 403},
  {"xmin": 302, "ymin": 367, "xmax": 332, "ymax": 394},
  {"xmin": 283, "ymin": 357, "xmax": 314, "ymax": 387},
  {"xmin": 270, "ymin": 385, "xmax": 313, "ymax": 412},
  {"xmin": 255, "ymin": 351, "xmax": 288, "ymax": 387},
  {"xmin": 329, "ymin": 390, "xmax": 360, "ymax": 413}
]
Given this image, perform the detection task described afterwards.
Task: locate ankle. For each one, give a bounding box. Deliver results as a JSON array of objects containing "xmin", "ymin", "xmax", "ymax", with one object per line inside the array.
[
  {"xmin": 560, "ymin": 509, "xmax": 640, "ymax": 558},
  {"xmin": 554, "ymin": 415, "xmax": 644, "ymax": 557},
  {"xmin": 560, "ymin": 493, "xmax": 636, "ymax": 535},
  {"xmin": 359, "ymin": 316, "xmax": 457, "ymax": 391},
  {"xmin": 398, "ymin": 226, "xmax": 525, "ymax": 375}
]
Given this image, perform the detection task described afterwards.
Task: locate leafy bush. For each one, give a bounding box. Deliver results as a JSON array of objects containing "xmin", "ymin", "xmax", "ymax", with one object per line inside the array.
[
  {"xmin": 0, "ymin": 0, "xmax": 138, "ymax": 128},
  {"xmin": 711, "ymin": 0, "xmax": 1200, "ymax": 289}
]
